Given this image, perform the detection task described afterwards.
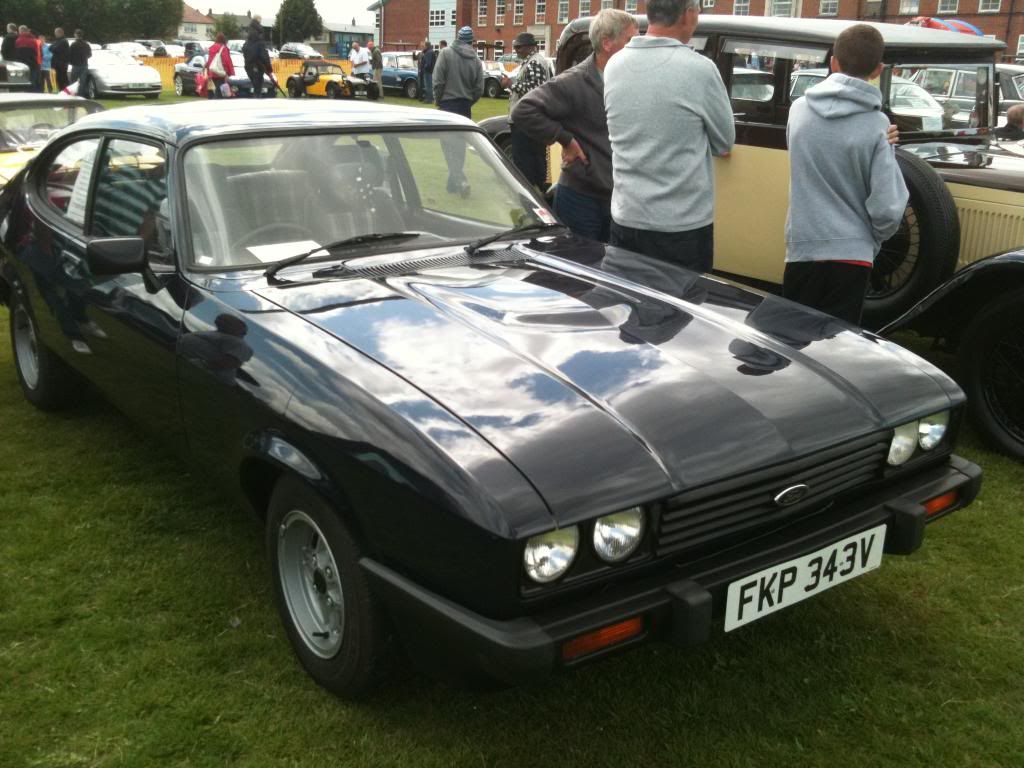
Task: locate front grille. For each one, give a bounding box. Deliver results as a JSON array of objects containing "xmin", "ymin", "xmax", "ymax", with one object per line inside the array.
[{"xmin": 654, "ymin": 431, "xmax": 890, "ymax": 557}]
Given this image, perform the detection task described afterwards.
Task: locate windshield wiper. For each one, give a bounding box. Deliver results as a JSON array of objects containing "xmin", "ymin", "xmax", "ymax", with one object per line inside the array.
[
  {"xmin": 263, "ymin": 232, "xmax": 422, "ymax": 284},
  {"xmin": 464, "ymin": 222, "xmax": 565, "ymax": 256}
]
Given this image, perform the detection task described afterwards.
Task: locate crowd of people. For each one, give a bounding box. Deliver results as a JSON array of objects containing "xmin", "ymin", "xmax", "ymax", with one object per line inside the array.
[{"xmin": 2, "ymin": 24, "xmax": 92, "ymax": 94}]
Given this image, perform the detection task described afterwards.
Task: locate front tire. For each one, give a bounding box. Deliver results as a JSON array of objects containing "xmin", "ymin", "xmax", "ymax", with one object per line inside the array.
[
  {"xmin": 9, "ymin": 294, "xmax": 83, "ymax": 411},
  {"xmin": 174, "ymin": 74, "xmax": 183, "ymax": 96},
  {"xmin": 287, "ymin": 79, "xmax": 303, "ymax": 98},
  {"xmin": 403, "ymin": 78, "xmax": 418, "ymax": 99},
  {"xmin": 485, "ymin": 78, "xmax": 500, "ymax": 98},
  {"xmin": 959, "ymin": 287, "xmax": 1024, "ymax": 460},
  {"xmin": 267, "ymin": 475, "xmax": 388, "ymax": 698},
  {"xmin": 862, "ymin": 150, "xmax": 960, "ymax": 330},
  {"xmin": 327, "ymin": 82, "xmax": 341, "ymax": 99}
]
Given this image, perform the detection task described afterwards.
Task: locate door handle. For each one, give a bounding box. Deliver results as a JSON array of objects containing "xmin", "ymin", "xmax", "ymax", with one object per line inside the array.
[{"xmin": 60, "ymin": 250, "xmax": 86, "ymax": 279}]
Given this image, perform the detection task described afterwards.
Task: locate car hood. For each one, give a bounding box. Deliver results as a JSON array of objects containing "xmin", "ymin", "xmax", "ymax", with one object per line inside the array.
[
  {"xmin": 92, "ymin": 64, "xmax": 162, "ymax": 83},
  {"xmin": 254, "ymin": 239, "xmax": 963, "ymax": 525}
]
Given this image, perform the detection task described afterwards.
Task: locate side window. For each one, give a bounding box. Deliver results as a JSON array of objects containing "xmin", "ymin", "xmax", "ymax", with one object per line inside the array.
[
  {"xmin": 953, "ymin": 70, "xmax": 977, "ymax": 99},
  {"xmin": 918, "ymin": 69, "xmax": 953, "ymax": 96},
  {"xmin": 91, "ymin": 139, "xmax": 171, "ymax": 264},
  {"xmin": 43, "ymin": 137, "xmax": 101, "ymax": 227},
  {"xmin": 723, "ymin": 39, "xmax": 828, "ymax": 125}
]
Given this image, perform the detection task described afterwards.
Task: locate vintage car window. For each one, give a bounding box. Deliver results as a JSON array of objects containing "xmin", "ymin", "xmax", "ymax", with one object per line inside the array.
[
  {"xmin": 902, "ymin": 65, "xmax": 990, "ymax": 128},
  {"xmin": 181, "ymin": 130, "xmax": 544, "ymax": 269},
  {"xmin": 1008, "ymin": 74, "xmax": 1024, "ymax": 100},
  {"xmin": 0, "ymin": 104, "xmax": 96, "ymax": 151},
  {"xmin": 91, "ymin": 139, "xmax": 171, "ymax": 264},
  {"xmin": 42, "ymin": 137, "xmax": 101, "ymax": 226},
  {"xmin": 953, "ymin": 70, "xmax": 977, "ymax": 99},
  {"xmin": 723, "ymin": 40, "xmax": 827, "ymax": 122}
]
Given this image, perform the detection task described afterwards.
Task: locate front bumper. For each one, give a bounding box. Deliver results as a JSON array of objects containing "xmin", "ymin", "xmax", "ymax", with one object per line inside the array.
[{"xmin": 362, "ymin": 454, "xmax": 981, "ymax": 684}]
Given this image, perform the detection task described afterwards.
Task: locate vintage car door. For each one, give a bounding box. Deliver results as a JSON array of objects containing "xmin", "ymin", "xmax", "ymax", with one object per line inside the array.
[
  {"xmin": 27, "ymin": 134, "xmax": 189, "ymax": 445},
  {"xmin": 381, "ymin": 54, "xmax": 398, "ymax": 88},
  {"xmin": 713, "ymin": 37, "xmax": 830, "ymax": 286}
]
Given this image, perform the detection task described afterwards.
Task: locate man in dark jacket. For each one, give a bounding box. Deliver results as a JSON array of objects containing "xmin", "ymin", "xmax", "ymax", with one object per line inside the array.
[
  {"xmin": 418, "ymin": 39, "xmax": 435, "ymax": 103},
  {"xmin": 68, "ymin": 29, "xmax": 92, "ymax": 96},
  {"xmin": 2, "ymin": 23, "xmax": 17, "ymax": 60},
  {"xmin": 49, "ymin": 27, "xmax": 70, "ymax": 91},
  {"xmin": 242, "ymin": 15, "xmax": 269, "ymax": 98},
  {"xmin": 511, "ymin": 10, "xmax": 636, "ymax": 241}
]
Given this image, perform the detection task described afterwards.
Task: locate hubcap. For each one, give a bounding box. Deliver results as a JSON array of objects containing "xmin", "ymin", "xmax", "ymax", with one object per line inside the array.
[
  {"xmin": 278, "ymin": 510, "xmax": 345, "ymax": 658},
  {"xmin": 12, "ymin": 306, "xmax": 40, "ymax": 390},
  {"xmin": 175, "ymin": 77, "xmax": 182, "ymax": 96}
]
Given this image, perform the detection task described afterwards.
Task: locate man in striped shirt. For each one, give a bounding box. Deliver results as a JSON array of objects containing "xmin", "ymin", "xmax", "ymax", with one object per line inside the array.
[{"xmin": 501, "ymin": 32, "xmax": 552, "ymax": 190}]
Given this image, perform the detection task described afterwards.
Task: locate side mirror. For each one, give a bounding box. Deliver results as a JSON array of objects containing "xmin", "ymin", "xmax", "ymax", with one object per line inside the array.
[{"xmin": 86, "ymin": 237, "xmax": 147, "ymax": 275}]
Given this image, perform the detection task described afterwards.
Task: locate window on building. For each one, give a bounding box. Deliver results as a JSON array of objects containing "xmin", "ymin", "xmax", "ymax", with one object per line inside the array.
[
  {"xmin": 478, "ymin": 0, "xmax": 488, "ymax": 25},
  {"xmin": 1017, "ymin": 35, "xmax": 1024, "ymax": 58},
  {"xmin": 936, "ymin": 0, "xmax": 957, "ymax": 12},
  {"xmin": 183, "ymin": 22, "xmax": 197, "ymax": 33},
  {"xmin": 979, "ymin": 0, "xmax": 1000, "ymax": 10},
  {"xmin": 536, "ymin": 0, "xmax": 546, "ymax": 22},
  {"xmin": 559, "ymin": 0, "xmax": 570, "ymax": 21},
  {"xmin": 733, "ymin": 0, "xmax": 749, "ymax": 13},
  {"xmin": 452, "ymin": 9, "xmax": 458, "ymax": 23},
  {"xmin": 514, "ymin": 0, "xmax": 524, "ymax": 24},
  {"xmin": 769, "ymin": 0, "xmax": 793, "ymax": 15},
  {"xmin": 579, "ymin": 0, "xmax": 591, "ymax": 16},
  {"xmin": 496, "ymin": 0, "xmax": 506, "ymax": 23},
  {"xmin": 601, "ymin": 0, "xmax": 613, "ymax": 8},
  {"xmin": 477, "ymin": 41, "xmax": 486, "ymax": 58},
  {"xmin": 819, "ymin": 0, "xmax": 837, "ymax": 13},
  {"xmin": 494, "ymin": 40, "xmax": 504, "ymax": 57},
  {"xmin": 702, "ymin": 0, "xmax": 714, "ymax": 8},
  {"xmin": 429, "ymin": 9, "xmax": 446, "ymax": 26},
  {"xmin": 898, "ymin": 0, "xmax": 919, "ymax": 13}
]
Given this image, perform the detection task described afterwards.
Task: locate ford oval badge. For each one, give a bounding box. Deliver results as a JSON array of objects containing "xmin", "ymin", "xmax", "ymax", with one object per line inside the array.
[{"xmin": 774, "ymin": 484, "xmax": 810, "ymax": 507}]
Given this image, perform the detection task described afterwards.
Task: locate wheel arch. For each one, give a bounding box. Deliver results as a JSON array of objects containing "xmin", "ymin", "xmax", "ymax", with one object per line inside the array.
[{"xmin": 881, "ymin": 252, "xmax": 1024, "ymax": 349}]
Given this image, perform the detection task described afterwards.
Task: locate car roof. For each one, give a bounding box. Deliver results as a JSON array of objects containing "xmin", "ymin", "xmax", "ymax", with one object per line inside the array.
[
  {"xmin": 560, "ymin": 15, "xmax": 1006, "ymax": 52},
  {"xmin": 64, "ymin": 99, "xmax": 480, "ymax": 146},
  {"xmin": 0, "ymin": 94, "xmax": 100, "ymax": 108}
]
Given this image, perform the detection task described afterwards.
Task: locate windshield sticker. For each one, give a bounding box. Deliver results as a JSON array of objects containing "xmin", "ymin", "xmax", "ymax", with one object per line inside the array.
[{"xmin": 534, "ymin": 207, "xmax": 557, "ymax": 225}]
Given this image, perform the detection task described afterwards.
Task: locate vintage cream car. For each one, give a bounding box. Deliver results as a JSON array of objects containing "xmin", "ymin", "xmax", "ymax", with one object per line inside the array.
[{"xmin": 482, "ymin": 17, "xmax": 1024, "ymax": 460}]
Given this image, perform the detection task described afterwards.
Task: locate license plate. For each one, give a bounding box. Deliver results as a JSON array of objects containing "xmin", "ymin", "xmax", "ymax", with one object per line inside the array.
[{"xmin": 724, "ymin": 524, "xmax": 886, "ymax": 632}]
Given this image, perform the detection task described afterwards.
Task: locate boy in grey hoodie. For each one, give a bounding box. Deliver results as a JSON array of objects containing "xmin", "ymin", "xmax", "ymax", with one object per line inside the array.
[{"xmin": 783, "ymin": 24, "xmax": 908, "ymax": 325}]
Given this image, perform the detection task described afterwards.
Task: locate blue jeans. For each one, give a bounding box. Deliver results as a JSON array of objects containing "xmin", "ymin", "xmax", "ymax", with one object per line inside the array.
[
  {"xmin": 609, "ymin": 221, "xmax": 714, "ymax": 273},
  {"xmin": 421, "ymin": 71, "xmax": 433, "ymax": 102},
  {"xmin": 553, "ymin": 184, "xmax": 611, "ymax": 243}
]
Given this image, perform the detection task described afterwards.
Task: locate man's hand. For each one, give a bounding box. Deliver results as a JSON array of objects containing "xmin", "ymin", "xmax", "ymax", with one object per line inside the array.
[
  {"xmin": 561, "ymin": 138, "xmax": 588, "ymax": 167},
  {"xmin": 500, "ymin": 74, "xmax": 511, "ymax": 87},
  {"xmin": 887, "ymin": 123, "xmax": 899, "ymax": 146}
]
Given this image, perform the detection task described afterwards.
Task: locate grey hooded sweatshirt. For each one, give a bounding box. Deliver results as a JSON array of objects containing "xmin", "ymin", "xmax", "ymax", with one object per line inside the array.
[
  {"xmin": 433, "ymin": 41, "xmax": 485, "ymax": 104},
  {"xmin": 786, "ymin": 73, "xmax": 908, "ymax": 265}
]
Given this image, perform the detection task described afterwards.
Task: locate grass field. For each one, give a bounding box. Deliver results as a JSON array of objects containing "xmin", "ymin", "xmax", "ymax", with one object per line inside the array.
[{"xmin": 2, "ymin": 91, "xmax": 1023, "ymax": 768}]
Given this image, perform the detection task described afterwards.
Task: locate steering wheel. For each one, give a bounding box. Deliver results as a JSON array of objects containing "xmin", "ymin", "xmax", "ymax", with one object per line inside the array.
[{"xmin": 230, "ymin": 223, "xmax": 312, "ymax": 254}]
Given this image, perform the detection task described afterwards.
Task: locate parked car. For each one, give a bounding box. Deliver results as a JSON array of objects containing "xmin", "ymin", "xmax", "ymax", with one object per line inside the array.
[
  {"xmin": 278, "ymin": 42, "xmax": 322, "ymax": 60},
  {"xmin": 0, "ymin": 100, "xmax": 982, "ymax": 696},
  {"xmin": 489, "ymin": 16, "xmax": 1024, "ymax": 460},
  {"xmin": 791, "ymin": 68, "xmax": 945, "ymax": 132},
  {"xmin": 380, "ymin": 51, "xmax": 420, "ymax": 98},
  {"xmin": 183, "ymin": 41, "xmax": 211, "ymax": 59},
  {"xmin": 0, "ymin": 57, "xmax": 31, "ymax": 91},
  {"xmin": 65, "ymin": 50, "xmax": 162, "ymax": 99},
  {"xmin": 105, "ymin": 41, "xmax": 153, "ymax": 58},
  {"xmin": 0, "ymin": 94, "xmax": 102, "ymax": 187},
  {"xmin": 912, "ymin": 62, "xmax": 1024, "ymax": 126},
  {"xmin": 174, "ymin": 52, "xmax": 277, "ymax": 97},
  {"xmin": 482, "ymin": 60, "xmax": 507, "ymax": 98},
  {"xmin": 134, "ymin": 39, "xmax": 165, "ymax": 51},
  {"xmin": 285, "ymin": 60, "xmax": 379, "ymax": 100},
  {"xmin": 152, "ymin": 44, "xmax": 185, "ymax": 58}
]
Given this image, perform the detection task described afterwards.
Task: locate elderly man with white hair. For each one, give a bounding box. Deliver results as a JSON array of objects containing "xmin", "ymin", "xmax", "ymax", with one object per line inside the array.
[
  {"xmin": 510, "ymin": 9, "xmax": 637, "ymax": 242},
  {"xmin": 604, "ymin": 0, "xmax": 734, "ymax": 272}
]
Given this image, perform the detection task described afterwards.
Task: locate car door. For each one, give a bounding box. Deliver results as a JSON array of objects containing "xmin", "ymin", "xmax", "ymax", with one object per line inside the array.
[
  {"xmin": 714, "ymin": 38, "xmax": 830, "ymax": 286},
  {"xmin": 28, "ymin": 133, "xmax": 190, "ymax": 444},
  {"xmin": 381, "ymin": 54, "xmax": 397, "ymax": 89},
  {"xmin": 184, "ymin": 54, "xmax": 204, "ymax": 90}
]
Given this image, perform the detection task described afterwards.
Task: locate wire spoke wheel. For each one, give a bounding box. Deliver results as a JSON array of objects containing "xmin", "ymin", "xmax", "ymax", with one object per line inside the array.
[{"xmin": 869, "ymin": 207, "xmax": 921, "ymax": 300}]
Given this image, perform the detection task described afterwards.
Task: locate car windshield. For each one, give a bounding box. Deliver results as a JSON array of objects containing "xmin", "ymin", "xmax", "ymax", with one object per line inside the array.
[
  {"xmin": 899, "ymin": 64, "xmax": 992, "ymax": 130},
  {"xmin": 395, "ymin": 55, "xmax": 414, "ymax": 69},
  {"xmin": 0, "ymin": 104, "xmax": 96, "ymax": 151},
  {"xmin": 92, "ymin": 50, "xmax": 140, "ymax": 67},
  {"xmin": 182, "ymin": 130, "xmax": 547, "ymax": 269},
  {"xmin": 314, "ymin": 63, "xmax": 343, "ymax": 76}
]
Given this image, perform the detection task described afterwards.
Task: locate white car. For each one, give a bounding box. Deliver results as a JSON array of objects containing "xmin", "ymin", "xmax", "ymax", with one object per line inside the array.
[
  {"xmin": 65, "ymin": 50, "xmax": 162, "ymax": 99},
  {"xmin": 105, "ymin": 41, "xmax": 153, "ymax": 58},
  {"xmin": 0, "ymin": 57, "xmax": 32, "ymax": 91}
]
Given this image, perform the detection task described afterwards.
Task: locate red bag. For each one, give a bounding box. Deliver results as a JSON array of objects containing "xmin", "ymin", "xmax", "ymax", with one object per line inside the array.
[{"xmin": 195, "ymin": 69, "xmax": 207, "ymax": 95}]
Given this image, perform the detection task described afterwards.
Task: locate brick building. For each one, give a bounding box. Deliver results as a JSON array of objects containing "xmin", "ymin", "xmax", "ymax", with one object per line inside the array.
[{"xmin": 366, "ymin": 0, "xmax": 1022, "ymax": 60}]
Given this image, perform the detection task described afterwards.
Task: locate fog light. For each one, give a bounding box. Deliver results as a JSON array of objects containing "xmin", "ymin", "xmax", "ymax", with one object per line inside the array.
[
  {"xmin": 888, "ymin": 421, "xmax": 918, "ymax": 465},
  {"xmin": 524, "ymin": 527, "xmax": 578, "ymax": 584},
  {"xmin": 561, "ymin": 616, "xmax": 644, "ymax": 662},
  {"xmin": 593, "ymin": 507, "xmax": 645, "ymax": 563},
  {"xmin": 918, "ymin": 411, "xmax": 949, "ymax": 451},
  {"xmin": 924, "ymin": 490, "xmax": 958, "ymax": 516}
]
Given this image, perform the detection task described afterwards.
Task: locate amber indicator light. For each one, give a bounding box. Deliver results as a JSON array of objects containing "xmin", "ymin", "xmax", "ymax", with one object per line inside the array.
[
  {"xmin": 924, "ymin": 491, "xmax": 959, "ymax": 517},
  {"xmin": 561, "ymin": 616, "xmax": 644, "ymax": 662}
]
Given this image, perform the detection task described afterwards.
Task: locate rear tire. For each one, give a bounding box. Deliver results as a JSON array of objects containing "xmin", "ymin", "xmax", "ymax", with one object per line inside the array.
[
  {"xmin": 9, "ymin": 294, "xmax": 83, "ymax": 411},
  {"xmin": 287, "ymin": 79, "xmax": 303, "ymax": 98},
  {"xmin": 959, "ymin": 287, "xmax": 1024, "ymax": 460},
  {"xmin": 174, "ymin": 74, "xmax": 183, "ymax": 96},
  {"xmin": 327, "ymin": 83, "xmax": 341, "ymax": 99},
  {"xmin": 495, "ymin": 133, "xmax": 513, "ymax": 162},
  {"xmin": 367, "ymin": 82, "xmax": 380, "ymax": 101},
  {"xmin": 267, "ymin": 475, "xmax": 388, "ymax": 699},
  {"xmin": 862, "ymin": 149, "xmax": 960, "ymax": 330}
]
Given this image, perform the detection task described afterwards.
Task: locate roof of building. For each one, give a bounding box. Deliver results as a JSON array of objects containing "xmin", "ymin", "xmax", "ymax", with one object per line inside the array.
[
  {"xmin": 181, "ymin": 3, "xmax": 216, "ymax": 25},
  {"xmin": 64, "ymin": 99, "xmax": 479, "ymax": 146},
  {"xmin": 323, "ymin": 21, "xmax": 376, "ymax": 33}
]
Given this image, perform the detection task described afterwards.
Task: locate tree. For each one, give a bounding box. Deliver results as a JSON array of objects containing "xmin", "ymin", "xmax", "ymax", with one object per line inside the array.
[
  {"xmin": 209, "ymin": 14, "xmax": 242, "ymax": 41},
  {"xmin": 3, "ymin": 0, "xmax": 181, "ymax": 41},
  {"xmin": 276, "ymin": 0, "xmax": 322, "ymax": 44}
]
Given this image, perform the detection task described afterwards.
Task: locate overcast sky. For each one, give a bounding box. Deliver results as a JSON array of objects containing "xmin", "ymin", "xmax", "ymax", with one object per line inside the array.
[{"xmin": 201, "ymin": 0, "xmax": 375, "ymax": 27}]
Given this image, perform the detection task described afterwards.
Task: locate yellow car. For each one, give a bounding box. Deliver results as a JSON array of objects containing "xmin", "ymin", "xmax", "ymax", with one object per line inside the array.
[
  {"xmin": 285, "ymin": 60, "xmax": 380, "ymax": 100},
  {"xmin": 0, "ymin": 94, "xmax": 103, "ymax": 188}
]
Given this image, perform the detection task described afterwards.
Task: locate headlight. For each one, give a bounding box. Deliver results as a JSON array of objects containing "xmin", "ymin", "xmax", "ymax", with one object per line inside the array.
[
  {"xmin": 524, "ymin": 527, "xmax": 578, "ymax": 584},
  {"xmin": 887, "ymin": 421, "xmax": 918, "ymax": 465},
  {"xmin": 593, "ymin": 507, "xmax": 645, "ymax": 563},
  {"xmin": 918, "ymin": 411, "xmax": 949, "ymax": 451}
]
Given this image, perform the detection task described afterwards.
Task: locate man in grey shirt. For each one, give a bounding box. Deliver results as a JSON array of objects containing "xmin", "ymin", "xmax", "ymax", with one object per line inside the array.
[
  {"xmin": 604, "ymin": 0, "xmax": 734, "ymax": 272},
  {"xmin": 511, "ymin": 9, "xmax": 637, "ymax": 242}
]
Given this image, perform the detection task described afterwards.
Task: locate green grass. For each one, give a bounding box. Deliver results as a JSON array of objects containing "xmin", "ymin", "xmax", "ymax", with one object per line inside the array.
[
  {"xmin": 3, "ymin": 93, "xmax": 1022, "ymax": 767},
  {"xmin": 1, "ymin": 311, "xmax": 1022, "ymax": 767}
]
